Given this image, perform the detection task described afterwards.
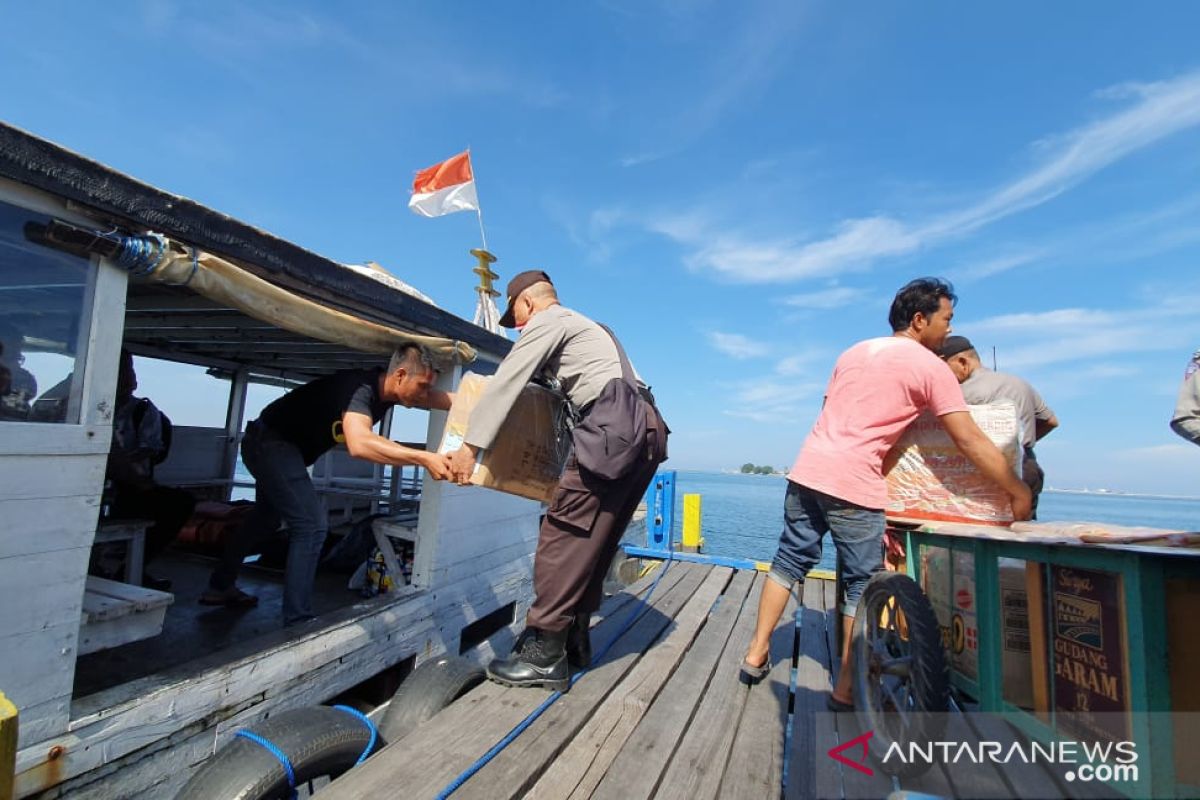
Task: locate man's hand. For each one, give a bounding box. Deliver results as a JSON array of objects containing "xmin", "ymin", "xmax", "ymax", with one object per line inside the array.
[
  {"xmin": 1009, "ymin": 482, "xmax": 1033, "ymax": 521},
  {"xmin": 422, "ymin": 451, "xmax": 454, "ymax": 481},
  {"xmin": 448, "ymin": 445, "xmax": 479, "ymax": 485}
]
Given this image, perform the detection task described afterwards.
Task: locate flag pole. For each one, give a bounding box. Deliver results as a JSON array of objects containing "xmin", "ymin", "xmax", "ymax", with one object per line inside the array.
[{"xmin": 468, "ymin": 146, "xmax": 489, "ymax": 251}]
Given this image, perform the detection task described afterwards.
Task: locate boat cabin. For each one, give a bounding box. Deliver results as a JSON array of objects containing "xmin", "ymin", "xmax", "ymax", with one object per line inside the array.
[{"xmin": 0, "ymin": 122, "xmax": 543, "ymax": 799}]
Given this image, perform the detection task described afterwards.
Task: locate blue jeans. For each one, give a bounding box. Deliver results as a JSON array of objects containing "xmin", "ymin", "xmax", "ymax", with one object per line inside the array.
[
  {"xmin": 768, "ymin": 481, "xmax": 884, "ymax": 615},
  {"xmin": 209, "ymin": 421, "xmax": 327, "ymax": 624}
]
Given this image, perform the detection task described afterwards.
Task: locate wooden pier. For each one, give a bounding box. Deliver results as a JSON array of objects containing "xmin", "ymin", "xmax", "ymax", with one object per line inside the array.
[{"xmin": 316, "ymin": 560, "xmax": 1094, "ymax": 800}]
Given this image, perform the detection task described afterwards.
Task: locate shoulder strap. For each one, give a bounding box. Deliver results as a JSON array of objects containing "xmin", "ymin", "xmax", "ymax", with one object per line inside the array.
[{"xmin": 597, "ymin": 323, "xmax": 638, "ymax": 389}]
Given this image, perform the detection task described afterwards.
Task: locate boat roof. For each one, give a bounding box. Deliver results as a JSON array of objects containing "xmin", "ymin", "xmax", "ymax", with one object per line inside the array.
[{"xmin": 0, "ymin": 122, "xmax": 511, "ymax": 378}]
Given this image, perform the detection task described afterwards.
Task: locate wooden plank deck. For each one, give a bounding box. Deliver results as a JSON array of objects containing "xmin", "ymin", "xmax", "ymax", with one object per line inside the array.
[{"xmin": 316, "ymin": 561, "xmax": 1073, "ymax": 800}]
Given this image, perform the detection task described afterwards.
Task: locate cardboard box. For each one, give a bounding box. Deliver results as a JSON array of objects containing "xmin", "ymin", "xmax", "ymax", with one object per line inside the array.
[
  {"xmin": 437, "ymin": 372, "xmax": 570, "ymax": 503},
  {"xmin": 886, "ymin": 403, "xmax": 1021, "ymax": 525}
]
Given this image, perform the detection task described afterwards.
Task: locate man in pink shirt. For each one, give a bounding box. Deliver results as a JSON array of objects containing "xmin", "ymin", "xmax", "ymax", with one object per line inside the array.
[{"xmin": 739, "ymin": 278, "xmax": 1032, "ymax": 709}]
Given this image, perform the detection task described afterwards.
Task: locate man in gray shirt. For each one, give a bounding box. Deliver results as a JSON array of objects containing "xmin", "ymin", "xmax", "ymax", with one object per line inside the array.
[
  {"xmin": 1170, "ymin": 349, "xmax": 1200, "ymax": 446},
  {"xmin": 448, "ymin": 270, "xmax": 668, "ymax": 691},
  {"xmin": 940, "ymin": 336, "xmax": 1058, "ymax": 518}
]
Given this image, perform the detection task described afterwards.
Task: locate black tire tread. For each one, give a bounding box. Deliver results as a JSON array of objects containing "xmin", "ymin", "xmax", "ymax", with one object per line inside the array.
[
  {"xmin": 852, "ymin": 571, "xmax": 950, "ymax": 778},
  {"xmin": 378, "ymin": 655, "xmax": 486, "ymax": 743},
  {"xmin": 175, "ymin": 706, "xmax": 375, "ymax": 800}
]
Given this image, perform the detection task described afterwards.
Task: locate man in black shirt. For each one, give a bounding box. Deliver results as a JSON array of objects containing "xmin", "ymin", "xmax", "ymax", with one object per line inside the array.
[{"xmin": 202, "ymin": 345, "xmax": 452, "ymax": 624}]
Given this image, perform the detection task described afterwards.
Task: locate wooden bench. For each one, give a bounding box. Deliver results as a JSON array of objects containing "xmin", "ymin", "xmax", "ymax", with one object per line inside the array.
[{"xmin": 78, "ymin": 576, "xmax": 173, "ymax": 655}]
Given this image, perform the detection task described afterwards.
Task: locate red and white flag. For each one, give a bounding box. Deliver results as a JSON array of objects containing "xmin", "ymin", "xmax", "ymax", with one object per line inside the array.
[{"xmin": 408, "ymin": 150, "xmax": 479, "ymax": 218}]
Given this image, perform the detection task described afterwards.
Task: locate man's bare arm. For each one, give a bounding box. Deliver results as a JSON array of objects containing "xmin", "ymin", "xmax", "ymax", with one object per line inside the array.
[
  {"xmin": 939, "ymin": 410, "xmax": 1032, "ymax": 520},
  {"xmin": 341, "ymin": 411, "xmax": 451, "ymax": 479},
  {"xmin": 1034, "ymin": 414, "xmax": 1059, "ymax": 441}
]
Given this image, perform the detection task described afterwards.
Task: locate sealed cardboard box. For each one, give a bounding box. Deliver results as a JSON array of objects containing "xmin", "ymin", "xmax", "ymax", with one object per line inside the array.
[
  {"xmin": 437, "ymin": 372, "xmax": 570, "ymax": 503},
  {"xmin": 886, "ymin": 403, "xmax": 1021, "ymax": 525}
]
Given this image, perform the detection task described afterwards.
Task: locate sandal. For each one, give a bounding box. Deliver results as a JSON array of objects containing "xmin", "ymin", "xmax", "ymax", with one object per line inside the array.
[
  {"xmin": 199, "ymin": 587, "xmax": 259, "ymax": 607},
  {"xmin": 739, "ymin": 656, "xmax": 770, "ymax": 685}
]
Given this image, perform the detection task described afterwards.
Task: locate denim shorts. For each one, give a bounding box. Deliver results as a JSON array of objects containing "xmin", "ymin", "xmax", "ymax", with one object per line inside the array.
[{"xmin": 768, "ymin": 481, "xmax": 885, "ymax": 616}]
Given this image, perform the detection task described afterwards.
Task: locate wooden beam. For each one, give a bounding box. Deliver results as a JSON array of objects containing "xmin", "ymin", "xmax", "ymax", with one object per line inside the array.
[
  {"xmin": 591, "ymin": 570, "xmax": 757, "ymax": 800},
  {"xmin": 721, "ymin": 578, "xmax": 796, "ymax": 799},
  {"xmin": 315, "ymin": 563, "xmax": 702, "ymax": 799},
  {"xmin": 526, "ymin": 567, "xmax": 734, "ymax": 800}
]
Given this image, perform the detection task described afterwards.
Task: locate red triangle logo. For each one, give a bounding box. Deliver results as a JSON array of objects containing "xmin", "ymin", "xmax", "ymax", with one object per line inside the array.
[{"xmin": 827, "ymin": 729, "xmax": 875, "ymax": 776}]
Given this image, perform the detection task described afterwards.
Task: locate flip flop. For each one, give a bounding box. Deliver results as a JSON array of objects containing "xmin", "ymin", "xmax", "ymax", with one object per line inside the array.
[
  {"xmin": 739, "ymin": 657, "xmax": 770, "ymax": 685},
  {"xmin": 826, "ymin": 694, "xmax": 855, "ymax": 712},
  {"xmin": 199, "ymin": 587, "xmax": 259, "ymax": 607}
]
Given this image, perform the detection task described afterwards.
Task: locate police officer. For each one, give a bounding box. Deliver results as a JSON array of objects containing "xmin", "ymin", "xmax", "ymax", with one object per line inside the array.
[{"xmin": 448, "ymin": 271, "xmax": 668, "ymax": 690}]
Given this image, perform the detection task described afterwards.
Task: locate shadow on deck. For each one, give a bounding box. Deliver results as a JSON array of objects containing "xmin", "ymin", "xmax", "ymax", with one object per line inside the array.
[{"xmin": 314, "ymin": 561, "xmax": 1089, "ymax": 800}]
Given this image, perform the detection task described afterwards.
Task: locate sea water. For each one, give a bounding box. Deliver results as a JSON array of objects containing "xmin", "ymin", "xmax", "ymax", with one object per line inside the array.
[{"xmin": 666, "ymin": 471, "xmax": 1200, "ymax": 570}]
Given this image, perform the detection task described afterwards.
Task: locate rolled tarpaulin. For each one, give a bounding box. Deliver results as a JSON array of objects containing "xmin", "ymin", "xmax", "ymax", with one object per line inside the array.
[{"xmin": 140, "ymin": 238, "xmax": 476, "ymax": 366}]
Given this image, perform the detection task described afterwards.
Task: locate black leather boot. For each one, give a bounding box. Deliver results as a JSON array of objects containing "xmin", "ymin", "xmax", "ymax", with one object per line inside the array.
[
  {"xmin": 487, "ymin": 627, "xmax": 569, "ymax": 691},
  {"xmin": 567, "ymin": 613, "xmax": 592, "ymax": 671}
]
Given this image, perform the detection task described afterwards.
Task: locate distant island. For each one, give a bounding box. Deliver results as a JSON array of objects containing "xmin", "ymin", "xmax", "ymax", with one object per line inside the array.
[{"xmin": 739, "ymin": 463, "xmax": 783, "ymax": 475}]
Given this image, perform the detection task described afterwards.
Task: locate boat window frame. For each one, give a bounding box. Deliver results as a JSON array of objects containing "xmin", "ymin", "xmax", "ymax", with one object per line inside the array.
[{"xmin": 0, "ymin": 179, "xmax": 127, "ymax": 458}]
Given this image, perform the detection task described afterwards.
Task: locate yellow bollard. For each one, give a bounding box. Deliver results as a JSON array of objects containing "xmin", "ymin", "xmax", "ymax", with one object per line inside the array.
[
  {"xmin": 682, "ymin": 494, "xmax": 704, "ymax": 552},
  {"xmin": 1, "ymin": 690, "xmax": 16, "ymax": 800}
]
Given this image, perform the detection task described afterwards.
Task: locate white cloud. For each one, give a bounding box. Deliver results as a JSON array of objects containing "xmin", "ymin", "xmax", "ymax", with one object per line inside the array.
[
  {"xmin": 671, "ymin": 217, "xmax": 919, "ymax": 284},
  {"xmin": 958, "ymin": 294, "xmax": 1200, "ymax": 371},
  {"xmin": 650, "ymin": 70, "xmax": 1200, "ymax": 282},
  {"xmin": 951, "ymin": 250, "xmax": 1048, "ymax": 282},
  {"xmin": 779, "ymin": 286, "xmax": 865, "ymax": 310},
  {"xmin": 773, "ymin": 347, "xmax": 830, "ymax": 377},
  {"xmin": 1120, "ymin": 443, "xmax": 1198, "ymax": 459},
  {"xmin": 708, "ymin": 331, "xmax": 769, "ymax": 359},
  {"xmin": 722, "ymin": 378, "xmax": 823, "ymax": 422}
]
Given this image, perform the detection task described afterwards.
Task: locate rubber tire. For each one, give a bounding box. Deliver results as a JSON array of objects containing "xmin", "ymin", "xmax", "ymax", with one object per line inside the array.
[
  {"xmin": 175, "ymin": 706, "xmax": 376, "ymax": 800},
  {"xmin": 850, "ymin": 571, "xmax": 949, "ymax": 778},
  {"xmin": 378, "ymin": 655, "xmax": 486, "ymax": 742}
]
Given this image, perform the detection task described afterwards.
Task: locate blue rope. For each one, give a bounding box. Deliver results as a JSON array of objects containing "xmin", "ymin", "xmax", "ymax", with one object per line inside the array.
[
  {"xmin": 113, "ymin": 233, "xmax": 168, "ymax": 276},
  {"xmin": 234, "ymin": 729, "xmax": 298, "ymax": 800},
  {"xmin": 434, "ymin": 553, "xmax": 675, "ymax": 799},
  {"xmin": 332, "ymin": 704, "xmax": 378, "ymax": 766}
]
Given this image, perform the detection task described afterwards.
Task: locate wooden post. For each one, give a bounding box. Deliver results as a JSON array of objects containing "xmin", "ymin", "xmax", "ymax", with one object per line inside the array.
[
  {"xmin": 1024, "ymin": 560, "xmax": 1050, "ymax": 718},
  {"xmin": 681, "ymin": 494, "xmax": 703, "ymax": 553},
  {"xmin": 0, "ymin": 690, "xmax": 16, "ymax": 800},
  {"xmin": 221, "ymin": 367, "xmax": 249, "ymax": 502}
]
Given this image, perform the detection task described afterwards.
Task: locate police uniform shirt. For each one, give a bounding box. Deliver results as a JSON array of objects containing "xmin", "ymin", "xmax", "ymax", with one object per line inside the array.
[
  {"xmin": 464, "ymin": 304, "xmax": 626, "ymax": 452},
  {"xmin": 259, "ymin": 368, "xmax": 387, "ymax": 465},
  {"xmin": 1171, "ymin": 350, "xmax": 1200, "ymax": 446},
  {"xmin": 960, "ymin": 366, "xmax": 1054, "ymax": 451}
]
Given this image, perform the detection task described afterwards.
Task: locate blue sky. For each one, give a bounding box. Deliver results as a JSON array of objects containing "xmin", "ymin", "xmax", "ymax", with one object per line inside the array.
[{"xmin": 4, "ymin": 1, "xmax": 1200, "ymax": 494}]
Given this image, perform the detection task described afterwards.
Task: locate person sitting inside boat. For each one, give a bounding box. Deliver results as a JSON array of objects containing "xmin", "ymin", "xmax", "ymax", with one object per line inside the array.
[
  {"xmin": 0, "ymin": 322, "xmax": 38, "ymax": 421},
  {"xmin": 202, "ymin": 344, "xmax": 453, "ymax": 625},
  {"xmin": 107, "ymin": 349, "xmax": 197, "ymax": 591},
  {"xmin": 738, "ymin": 278, "xmax": 1032, "ymax": 709},
  {"xmin": 447, "ymin": 270, "xmax": 669, "ymax": 691},
  {"xmin": 939, "ymin": 335, "xmax": 1059, "ymax": 519}
]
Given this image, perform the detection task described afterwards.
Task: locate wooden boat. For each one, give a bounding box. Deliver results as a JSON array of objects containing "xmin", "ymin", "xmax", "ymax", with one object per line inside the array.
[{"xmin": 0, "ymin": 121, "xmax": 546, "ymax": 799}]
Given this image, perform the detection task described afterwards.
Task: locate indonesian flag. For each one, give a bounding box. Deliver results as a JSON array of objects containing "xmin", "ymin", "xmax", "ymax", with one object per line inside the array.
[{"xmin": 408, "ymin": 151, "xmax": 479, "ymax": 217}]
